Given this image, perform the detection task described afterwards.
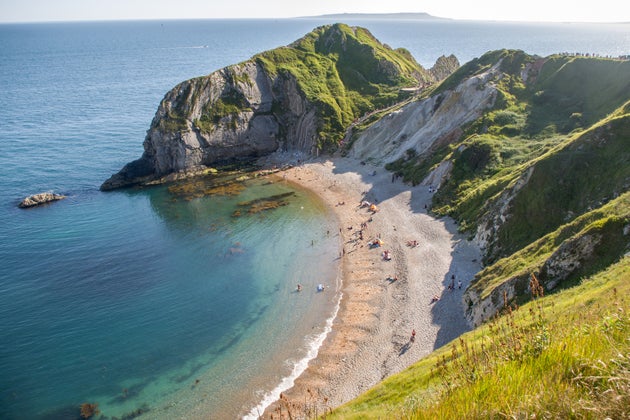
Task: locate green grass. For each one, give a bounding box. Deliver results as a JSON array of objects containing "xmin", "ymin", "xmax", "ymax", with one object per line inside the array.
[
  {"xmin": 157, "ymin": 110, "xmax": 188, "ymax": 132},
  {"xmin": 389, "ymin": 54, "xmax": 629, "ymax": 264},
  {"xmin": 327, "ymin": 257, "xmax": 630, "ymax": 419},
  {"xmin": 428, "ymin": 132, "xmax": 563, "ymax": 228},
  {"xmin": 194, "ymin": 93, "xmax": 251, "ymax": 133},
  {"xmin": 493, "ymin": 113, "xmax": 630, "ymax": 260},
  {"xmin": 525, "ymin": 56, "xmax": 630, "ymax": 134},
  {"xmin": 469, "ymin": 191, "xmax": 630, "ymax": 303},
  {"xmin": 253, "ymin": 24, "xmax": 430, "ymax": 149}
]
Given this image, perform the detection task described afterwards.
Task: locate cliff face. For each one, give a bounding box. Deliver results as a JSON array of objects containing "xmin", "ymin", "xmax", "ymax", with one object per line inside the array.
[
  {"xmin": 101, "ymin": 24, "xmax": 452, "ymax": 190},
  {"xmin": 348, "ymin": 61, "xmax": 499, "ymax": 165},
  {"xmin": 144, "ymin": 62, "xmax": 315, "ymax": 173},
  {"xmin": 101, "ymin": 62, "xmax": 316, "ymax": 190}
]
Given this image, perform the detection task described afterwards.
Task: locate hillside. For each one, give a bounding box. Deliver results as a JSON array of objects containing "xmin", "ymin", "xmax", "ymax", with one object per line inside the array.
[
  {"xmin": 378, "ymin": 51, "xmax": 629, "ymax": 312},
  {"xmin": 101, "ymin": 24, "xmax": 458, "ymax": 190},
  {"xmin": 327, "ymin": 51, "xmax": 630, "ymax": 417}
]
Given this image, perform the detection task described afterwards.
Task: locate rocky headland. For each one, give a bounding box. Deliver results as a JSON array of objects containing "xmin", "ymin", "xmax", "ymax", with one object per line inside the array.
[{"xmin": 101, "ymin": 23, "xmax": 458, "ymax": 190}]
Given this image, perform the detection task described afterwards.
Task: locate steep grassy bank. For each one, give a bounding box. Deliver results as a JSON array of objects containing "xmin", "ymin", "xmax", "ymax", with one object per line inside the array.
[
  {"xmin": 464, "ymin": 191, "xmax": 629, "ymax": 326},
  {"xmin": 329, "ymin": 257, "xmax": 629, "ymax": 418},
  {"xmin": 253, "ymin": 23, "xmax": 435, "ymax": 149}
]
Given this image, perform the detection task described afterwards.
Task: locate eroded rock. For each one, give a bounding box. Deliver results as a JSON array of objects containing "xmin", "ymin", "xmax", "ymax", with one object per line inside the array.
[{"xmin": 18, "ymin": 192, "xmax": 66, "ymax": 208}]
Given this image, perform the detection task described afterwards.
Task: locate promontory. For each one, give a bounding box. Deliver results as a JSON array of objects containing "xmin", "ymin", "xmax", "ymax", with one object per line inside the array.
[{"xmin": 100, "ymin": 23, "xmax": 458, "ymax": 190}]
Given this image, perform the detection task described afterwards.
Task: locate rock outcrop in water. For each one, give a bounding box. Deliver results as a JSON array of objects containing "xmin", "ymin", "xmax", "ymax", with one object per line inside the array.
[
  {"xmin": 18, "ymin": 192, "xmax": 66, "ymax": 208},
  {"xmin": 101, "ymin": 24, "xmax": 458, "ymax": 190}
]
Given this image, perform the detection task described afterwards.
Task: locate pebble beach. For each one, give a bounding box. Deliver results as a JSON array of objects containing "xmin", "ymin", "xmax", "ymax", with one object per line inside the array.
[{"xmin": 262, "ymin": 157, "xmax": 482, "ymax": 418}]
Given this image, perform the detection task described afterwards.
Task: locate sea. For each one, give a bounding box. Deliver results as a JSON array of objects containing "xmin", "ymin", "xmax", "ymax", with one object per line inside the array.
[{"xmin": 0, "ymin": 17, "xmax": 628, "ymax": 419}]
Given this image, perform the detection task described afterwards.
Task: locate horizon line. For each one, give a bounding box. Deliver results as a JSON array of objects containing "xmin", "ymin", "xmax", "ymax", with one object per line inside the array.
[{"xmin": 1, "ymin": 11, "xmax": 629, "ymax": 25}]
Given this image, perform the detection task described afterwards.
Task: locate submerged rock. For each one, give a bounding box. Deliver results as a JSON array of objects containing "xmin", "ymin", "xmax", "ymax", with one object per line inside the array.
[{"xmin": 18, "ymin": 192, "xmax": 66, "ymax": 208}]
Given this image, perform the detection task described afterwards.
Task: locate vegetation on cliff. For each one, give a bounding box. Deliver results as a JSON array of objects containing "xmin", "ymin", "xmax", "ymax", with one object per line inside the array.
[
  {"xmin": 336, "ymin": 51, "xmax": 629, "ymax": 417},
  {"xmin": 254, "ymin": 23, "xmax": 434, "ymax": 149},
  {"xmin": 163, "ymin": 23, "xmax": 435, "ymax": 151},
  {"xmin": 102, "ymin": 24, "xmax": 455, "ymax": 190},
  {"xmin": 387, "ymin": 50, "xmax": 629, "ymax": 262}
]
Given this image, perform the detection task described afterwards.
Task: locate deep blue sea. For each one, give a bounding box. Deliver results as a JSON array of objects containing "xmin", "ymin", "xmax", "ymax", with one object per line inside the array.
[{"xmin": 1, "ymin": 18, "xmax": 628, "ymax": 419}]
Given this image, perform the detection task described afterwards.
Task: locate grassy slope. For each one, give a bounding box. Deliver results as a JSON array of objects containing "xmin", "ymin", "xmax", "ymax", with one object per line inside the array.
[
  {"xmin": 254, "ymin": 24, "xmax": 429, "ymax": 149},
  {"xmin": 160, "ymin": 24, "xmax": 429, "ymax": 149},
  {"xmin": 329, "ymin": 257, "xmax": 629, "ymax": 419},
  {"xmin": 526, "ymin": 56, "xmax": 630, "ymax": 133},
  {"xmin": 494, "ymin": 113, "xmax": 630, "ymax": 260},
  {"xmin": 470, "ymin": 191, "xmax": 630, "ymax": 302},
  {"xmin": 390, "ymin": 52, "xmax": 629, "ymax": 261},
  {"xmin": 329, "ymin": 52, "xmax": 630, "ymax": 418}
]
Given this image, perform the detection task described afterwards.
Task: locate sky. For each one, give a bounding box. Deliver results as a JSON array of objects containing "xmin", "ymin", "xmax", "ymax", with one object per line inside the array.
[{"xmin": 0, "ymin": 0, "xmax": 629, "ymax": 23}]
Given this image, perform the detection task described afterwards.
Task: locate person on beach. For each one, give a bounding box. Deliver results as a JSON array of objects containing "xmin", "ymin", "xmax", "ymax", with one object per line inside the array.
[
  {"xmin": 411, "ymin": 329, "xmax": 416, "ymax": 342},
  {"xmin": 297, "ymin": 284, "xmax": 302, "ymax": 292}
]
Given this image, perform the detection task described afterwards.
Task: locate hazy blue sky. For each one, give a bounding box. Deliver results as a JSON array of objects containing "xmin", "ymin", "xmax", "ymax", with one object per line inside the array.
[{"xmin": 1, "ymin": 0, "xmax": 628, "ymax": 23}]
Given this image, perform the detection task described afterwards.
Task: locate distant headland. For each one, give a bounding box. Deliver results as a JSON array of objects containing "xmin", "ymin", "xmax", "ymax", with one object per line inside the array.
[{"xmin": 300, "ymin": 12, "xmax": 451, "ymax": 20}]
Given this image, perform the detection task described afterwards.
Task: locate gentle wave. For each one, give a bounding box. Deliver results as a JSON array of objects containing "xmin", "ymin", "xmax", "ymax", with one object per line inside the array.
[{"xmin": 244, "ymin": 286, "xmax": 342, "ymax": 419}]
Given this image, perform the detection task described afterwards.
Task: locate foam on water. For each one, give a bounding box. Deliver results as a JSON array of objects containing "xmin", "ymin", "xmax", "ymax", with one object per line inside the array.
[{"xmin": 244, "ymin": 286, "xmax": 341, "ymax": 419}]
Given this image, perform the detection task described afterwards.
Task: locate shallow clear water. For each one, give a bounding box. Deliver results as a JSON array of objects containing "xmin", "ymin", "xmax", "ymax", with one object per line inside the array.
[
  {"xmin": 0, "ymin": 176, "xmax": 340, "ymax": 419},
  {"xmin": 0, "ymin": 18, "xmax": 627, "ymax": 419}
]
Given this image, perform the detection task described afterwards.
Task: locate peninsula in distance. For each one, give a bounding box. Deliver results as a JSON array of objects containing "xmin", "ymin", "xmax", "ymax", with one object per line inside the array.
[{"xmin": 301, "ymin": 12, "xmax": 451, "ymax": 20}]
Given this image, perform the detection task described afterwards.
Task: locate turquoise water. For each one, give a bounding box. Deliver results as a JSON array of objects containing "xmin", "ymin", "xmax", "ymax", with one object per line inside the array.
[
  {"xmin": 0, "ymin": 18, "xmax": 627, "ymax": 419},
  {"xmin": 1, "ymin": 176, "xmax": 341, "ymax": 419}
]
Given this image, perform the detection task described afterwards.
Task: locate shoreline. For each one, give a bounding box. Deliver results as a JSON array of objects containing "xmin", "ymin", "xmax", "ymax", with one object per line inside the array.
[{"xmin": 260, "ymin": 156, "xmax": 482, "ymax": 418}]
